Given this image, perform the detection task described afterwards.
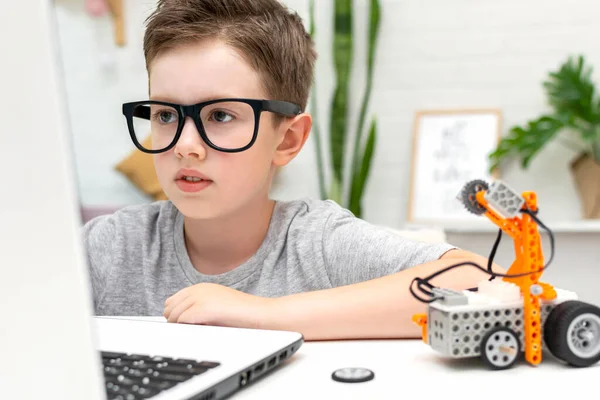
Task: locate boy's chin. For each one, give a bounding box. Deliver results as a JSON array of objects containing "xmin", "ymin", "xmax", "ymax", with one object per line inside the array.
[
  {"xmin": 172, "ymin": 197, "xmax": 221, "ymax": 220},
  {"xmin": 173, "ymin": 199, "xmax": 219, "ymax": 219}
]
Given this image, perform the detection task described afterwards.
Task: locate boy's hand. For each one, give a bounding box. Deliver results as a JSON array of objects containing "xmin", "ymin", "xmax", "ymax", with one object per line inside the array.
[{"xmin": 163, "ymin": 283, "xmax": 272, "ymax": 329}]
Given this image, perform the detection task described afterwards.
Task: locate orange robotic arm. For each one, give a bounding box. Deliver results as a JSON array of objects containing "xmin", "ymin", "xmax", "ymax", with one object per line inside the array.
[{"xmin": 461, "ymin": 180, "xmax": 557, "ymax": 365}]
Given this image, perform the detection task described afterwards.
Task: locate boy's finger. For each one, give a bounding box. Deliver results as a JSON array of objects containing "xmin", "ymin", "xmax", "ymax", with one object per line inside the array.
[
  {"xmin": 165, "ymin": 287, "xmax": 189, "ymax": 307},
  {"xmin": 167, "ymin": 297, "xmax": 194, "ymax": 323},
  {"xmin": 163, "ymin": 293, "xmax": 189, "ymax": 319}
]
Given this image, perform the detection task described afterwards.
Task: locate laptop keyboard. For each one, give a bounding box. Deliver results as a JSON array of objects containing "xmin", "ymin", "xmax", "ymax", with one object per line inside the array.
[{"xmin": 101, "ymin": 351, "xmax": 220, "ymax": 400}]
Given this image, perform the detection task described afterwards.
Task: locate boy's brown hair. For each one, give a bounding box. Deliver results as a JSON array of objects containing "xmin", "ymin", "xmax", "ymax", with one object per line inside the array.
[{"xmin": 144, "ymin": 0, "xmax": 317, "ymax": 112}]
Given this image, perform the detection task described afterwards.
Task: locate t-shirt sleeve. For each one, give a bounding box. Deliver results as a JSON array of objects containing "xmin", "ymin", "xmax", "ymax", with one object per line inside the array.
[
  {"xmin": 322, "ymin": 208, "xmax": 457, "ymax": 287},
  {"xmin": 82, "ymin": 215, "xmax": 116, "ymax": 312}
]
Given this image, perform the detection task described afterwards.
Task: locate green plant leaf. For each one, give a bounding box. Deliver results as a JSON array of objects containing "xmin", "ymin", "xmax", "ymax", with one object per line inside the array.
[
  {"xmin": 489, "ymin": 54, "xmax": 600, "ymax": 171},
  {"xmin": 488, "ymin": 115, "xmax": 565, "ymax": 171},
  {"xmin": 348, "ymin": 0, "xmax": 380, "ymax": 209},
  {"xmin": 543, "ymin": 55, "xmax": 598, "ymax": 124},
  {"xmin": 308, "ymin": 0, "xmax": 327, "ymax": 200},
  {"xmin": 329, "ymin": 176, "xmax": 343, "ymax": 206},
  {"xmin": 349, "ymin": 120, "xmax": 377, "ymax": 217},
  {"xmin": 329, "ymin": 0, "xmax": 353, "ymax": 187},
  {"xmin": 366, "ymin": 0, "xmax": 381, "ymax": 76}
]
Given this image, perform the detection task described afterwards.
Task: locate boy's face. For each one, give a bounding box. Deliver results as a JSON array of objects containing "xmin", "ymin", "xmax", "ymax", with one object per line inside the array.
[{"xmin": 148, "ymin": 40, "xmax": 304, "ymax": 219}]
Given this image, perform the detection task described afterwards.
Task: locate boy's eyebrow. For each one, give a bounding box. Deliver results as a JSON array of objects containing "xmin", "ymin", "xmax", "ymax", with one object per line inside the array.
[{"xmin": 149, "ymin": 93, "xmax": 246, "ymax": 104}]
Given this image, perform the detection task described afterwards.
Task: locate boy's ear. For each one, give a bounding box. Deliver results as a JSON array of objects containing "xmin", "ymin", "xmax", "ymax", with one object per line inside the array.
[{"xmin": 272, "ymin": 113, "xmax": 312, "ymax": 167}]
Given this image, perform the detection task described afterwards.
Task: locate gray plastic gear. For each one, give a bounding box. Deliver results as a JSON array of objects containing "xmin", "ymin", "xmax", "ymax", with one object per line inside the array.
[{"xmin": 460, "ymin": 180, "xmax": 489, "ymax": 215}]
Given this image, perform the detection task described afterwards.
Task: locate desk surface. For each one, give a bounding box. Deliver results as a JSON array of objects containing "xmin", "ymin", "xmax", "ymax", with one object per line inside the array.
[
  {"xmin": 114, "ymin": 317, "xmax": 597, "ymax": 399},
  {"xmin": 237, "ymin": 339, "xmax": 597, "ymax": 399}
]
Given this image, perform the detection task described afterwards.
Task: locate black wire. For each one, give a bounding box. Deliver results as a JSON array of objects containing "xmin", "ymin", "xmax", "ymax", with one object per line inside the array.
[
  {"xmin": 487, "ymin": 228, "xmax": 503, "ymax": 279},
  {"xmin": 467, "ymin": 227, "xmax": 503, "ymax": 291},
  {"xmin": 410, "ymin": 278, "xmax": 443, "ymax": 303},
  {"xmin": 410, "ymin": 207, "xmax": 556, "ymax": 303}
]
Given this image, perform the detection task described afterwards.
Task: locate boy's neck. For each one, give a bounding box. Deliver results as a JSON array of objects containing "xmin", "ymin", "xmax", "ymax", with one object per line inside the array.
[{"xmin": 182, "ymin": 196, "xmax": 276, "ymax": 275}]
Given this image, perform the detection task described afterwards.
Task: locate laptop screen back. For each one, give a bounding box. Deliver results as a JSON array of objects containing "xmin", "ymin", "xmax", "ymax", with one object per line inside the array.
[{"xmin": 0, "ymin": 1, "xmax": 104, "ymax": 399}]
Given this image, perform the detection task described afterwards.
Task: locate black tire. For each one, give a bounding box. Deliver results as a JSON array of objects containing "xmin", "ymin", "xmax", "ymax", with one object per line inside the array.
[
  {"xmin": 544, "ymin": 300, "xmax": 600, "ymax": 367},
  {"xmin": 460, "ymin": 180, "xmax": 489, "ymax": 215},
  {"xmin": 480, "ymin": 326, "xmax": 521, "ymax": 370}
]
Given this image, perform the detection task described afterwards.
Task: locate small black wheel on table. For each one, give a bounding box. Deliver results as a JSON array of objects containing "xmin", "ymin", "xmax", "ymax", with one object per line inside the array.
[{"xmin": 480, "ymin": 326, "xmax": 521, "ymax": 370}]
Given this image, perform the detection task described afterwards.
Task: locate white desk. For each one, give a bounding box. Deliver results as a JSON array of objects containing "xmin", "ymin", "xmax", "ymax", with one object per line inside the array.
[
  {"xmin": 116, "ymin": 317, "xmax": 598, "ymax": 399},
  {"xmin": 236, "ymin": 339, "xmax": 598, "ymax": 399}
]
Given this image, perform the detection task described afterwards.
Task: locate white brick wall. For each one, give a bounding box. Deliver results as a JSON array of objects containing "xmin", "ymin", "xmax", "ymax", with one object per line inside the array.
[{"xmin": 55, "ymin": 0, "xmax": 600, "ymax": 227}]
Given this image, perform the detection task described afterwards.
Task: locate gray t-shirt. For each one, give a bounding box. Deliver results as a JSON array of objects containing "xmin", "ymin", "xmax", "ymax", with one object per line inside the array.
[{"xmin": 83, "ymin": 198, "xmax": 455, "ymax": 316}]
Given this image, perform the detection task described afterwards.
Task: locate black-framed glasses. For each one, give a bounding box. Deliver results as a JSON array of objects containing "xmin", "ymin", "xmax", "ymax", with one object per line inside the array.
[{"xmin": 122, "ymin": 98, "xmax": 302, "ymax": 153}]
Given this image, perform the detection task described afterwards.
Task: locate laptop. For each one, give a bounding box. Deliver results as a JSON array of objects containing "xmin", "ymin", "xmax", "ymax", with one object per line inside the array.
[{"xmin": 0, "ymin": 2, "xmax": 302, "ymax": 399}]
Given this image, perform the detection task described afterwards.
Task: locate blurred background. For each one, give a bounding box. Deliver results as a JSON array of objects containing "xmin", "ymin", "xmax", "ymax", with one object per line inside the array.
[{"xmin": 52, "ymin": 0, "xmax": 600, "ymax": 302}]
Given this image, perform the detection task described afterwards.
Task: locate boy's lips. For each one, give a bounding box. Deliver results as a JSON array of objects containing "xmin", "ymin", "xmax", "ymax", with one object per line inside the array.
[
  {"xmin": 175, "ymin": 168, "xmax": 213, "ymax": 193},
  {"xmin": 175, "ymin": 168, "xmax": 211, "ymax": 181}
]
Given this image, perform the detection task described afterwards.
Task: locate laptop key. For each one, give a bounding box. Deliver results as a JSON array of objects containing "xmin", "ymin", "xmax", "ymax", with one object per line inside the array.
[
  {"xmin": 106, "ymin": 383, "xmax": 138, "ymax": 399},
  {"xmin": 134, "ymin": 386, "xmax": 161, "ymax": 399},
  {"xmin": 106, "ymin": 359, "xmax": 129, "ymax": 368},
  {"xmin": 149, "ymin": 380, "xmax": 178, "ymax": 391},
  {"xmin": 198, "ymin": 361, "xmax": 220, "ymax": 369},
  {"xmin": 104, "ymin": 375, "xmax": 124, "ymax": 385},
  {"xmin": 109, "ymin": 374, "xmax": 141, "ymax": 387},
  {"xmin": 125, "ymin": 368, "xmax": 145, "ymax": 377},
  {"xmin": 130, "ymin": 360, "xmax": 151, "ymax": 368},
  {"xmin": 132, "ymin": 385, "xmax": 166, "ymax": 399},
  {"xmin": 104, "ymin": 366, "xmax": 123, "ymax": 376},
  {"xmin": 120, "ymin": 354, "xmax": 150, "ymax": 362},
  {"xmin": 151, "ymin": 371, "xmax": 194, "ymax": 383},
  {"xmin": 157, "ymin": 365, "xmax": 208, "ymax": 375},
  {"xmin": 107, "ymin": 395, "xmax": 138, "ymax": 400},
  {"xmin": 108, "ymin": 393, "xmax": 139, "ymax": 400},
  {"xmin": 131, "ymin": 379, "xmax": 178, "ymax": 391},
  {"xmin": 150, "ymin": 356, "xmax": 174, "ymax": 362},
  {"xmin": 102, "ymin": 351, "xmax": 127, "ymax": 359},
  {"xmin": 169, "ymin": 358, "xmax": 198, "ymax": 364}
]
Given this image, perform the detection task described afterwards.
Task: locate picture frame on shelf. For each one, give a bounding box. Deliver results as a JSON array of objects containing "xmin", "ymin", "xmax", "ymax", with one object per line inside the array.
[{"xmin": 407, "ymin": 109, "xmax": 502, "ymax": 226}]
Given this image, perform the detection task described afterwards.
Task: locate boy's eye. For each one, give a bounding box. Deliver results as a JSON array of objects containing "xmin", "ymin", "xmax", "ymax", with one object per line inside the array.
[
  {"xmin": 210, "ymin": 110, "xmax": 234, "ymax": 123},
  {"xmin": 159, "ymin": 111, "xmax": 177, "ymax": 123},
  {"xmin": 152, "ymin": 110, "xmax": 177, "ymax": 124}
]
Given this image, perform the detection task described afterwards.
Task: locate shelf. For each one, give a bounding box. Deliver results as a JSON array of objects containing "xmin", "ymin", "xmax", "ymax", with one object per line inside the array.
[{"xmin": 414, "ymin": 220, "xmax": 600, "ymax": 234}]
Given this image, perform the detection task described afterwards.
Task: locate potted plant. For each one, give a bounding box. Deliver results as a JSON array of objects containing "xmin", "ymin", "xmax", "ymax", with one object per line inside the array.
[
  {"xmin": 307, "ymin": 0, "xmax": 381, "ymax": 218},
  {"xmin": 488, "ymin": 55, "xmax": 600, "ymax": 219}
]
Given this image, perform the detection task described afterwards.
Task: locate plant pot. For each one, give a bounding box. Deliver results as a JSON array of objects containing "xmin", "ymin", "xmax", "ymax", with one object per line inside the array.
[{"xmin": 570, "ymin": 152, "xmax": 600, "ymax": 219}]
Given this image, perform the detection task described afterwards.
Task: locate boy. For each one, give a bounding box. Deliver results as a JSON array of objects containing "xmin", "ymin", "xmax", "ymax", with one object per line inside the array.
[{"xmin": 84, "ymin": 0, "xmax": 501, "ymax": 341}]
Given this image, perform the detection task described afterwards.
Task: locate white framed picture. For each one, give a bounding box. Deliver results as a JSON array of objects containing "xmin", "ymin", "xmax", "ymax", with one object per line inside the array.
[{"xmin": 407, "ymin": 109, "xmax": 501, "ymax": 225}]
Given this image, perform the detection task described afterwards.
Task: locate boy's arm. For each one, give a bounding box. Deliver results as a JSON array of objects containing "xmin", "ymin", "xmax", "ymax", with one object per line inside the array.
[
  {"xmin": 263, "ymin": 249, "xmax": 504, "ymax": 340},
  {"xmin": 163, "ymin": 249, "xmax": 504, "ymax": 338},
  {"xmin": 164, "ymin": 209, "xmax": 504, "ymax": 339}
]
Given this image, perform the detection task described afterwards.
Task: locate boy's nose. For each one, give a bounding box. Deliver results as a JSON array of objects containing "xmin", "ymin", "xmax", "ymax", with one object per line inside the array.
[{"xmin": 174, "ymin": 118, "xmax": 207, "ymax": 160}]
